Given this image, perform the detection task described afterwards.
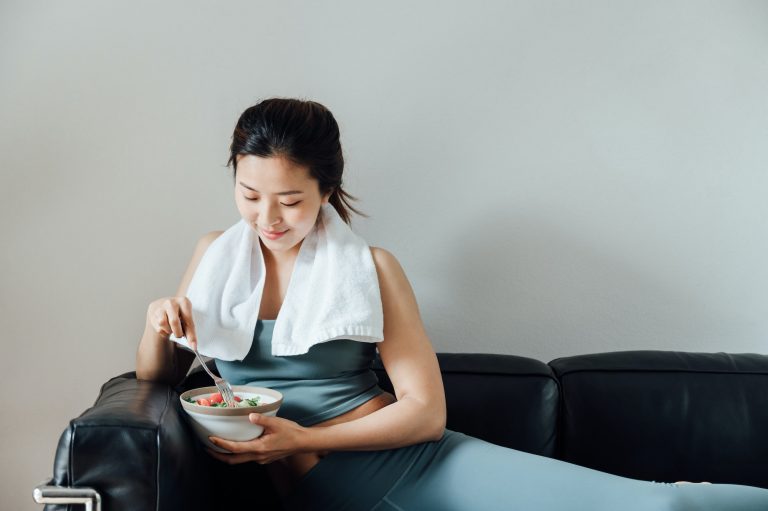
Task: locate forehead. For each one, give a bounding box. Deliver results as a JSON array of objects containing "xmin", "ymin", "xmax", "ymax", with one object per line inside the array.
[{"xmin": 236, "ymin": 155, "xmax": 313, "ymax": 185}]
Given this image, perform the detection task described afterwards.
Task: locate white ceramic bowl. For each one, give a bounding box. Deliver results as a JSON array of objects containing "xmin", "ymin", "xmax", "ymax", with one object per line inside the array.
[{"xmin": 179, "ymin": 385, "xmax": 283, "ymax": 453}]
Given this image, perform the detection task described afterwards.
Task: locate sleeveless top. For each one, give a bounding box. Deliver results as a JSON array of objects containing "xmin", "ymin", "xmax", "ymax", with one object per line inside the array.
[{"xmin": 214, "ymin": 319, "xmax": 384, "ymax": 426}]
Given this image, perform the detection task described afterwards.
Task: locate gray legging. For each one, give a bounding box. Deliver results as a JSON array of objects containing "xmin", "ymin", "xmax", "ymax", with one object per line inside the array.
[{"xmin": 282, "ymin": 429, "xmax": 768, "ymax": 511}]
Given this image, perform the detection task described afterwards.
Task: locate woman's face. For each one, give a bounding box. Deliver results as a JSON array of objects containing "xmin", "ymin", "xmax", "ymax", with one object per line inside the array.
[{"xmin": 234, "ymin": 154, "xmax": 332, "ymax": 259}]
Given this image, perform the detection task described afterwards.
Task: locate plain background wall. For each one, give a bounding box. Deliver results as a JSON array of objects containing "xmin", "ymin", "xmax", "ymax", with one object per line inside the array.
[{"xmin": 2, "ymin": 0, "xmax": 767, "ymax": 508}]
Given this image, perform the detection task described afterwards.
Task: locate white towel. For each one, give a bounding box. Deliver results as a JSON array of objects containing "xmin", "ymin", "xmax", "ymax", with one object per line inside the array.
[{"xmin": 169, "ymin": 203, "xmax": 384, "ymax": 360}]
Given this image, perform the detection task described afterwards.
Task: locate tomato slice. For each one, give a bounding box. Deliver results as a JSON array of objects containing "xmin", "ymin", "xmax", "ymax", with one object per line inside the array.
[
  {"xmin": 209, "ymin": 392, "xmax": 223, "ymax": 404},
  {"xmin": 234, "ymin": 396, "xmax": 242, "ymax": 402},
  {"xmin": 196, "ymin": 398, "xmax": 211, "ymax": 407}
]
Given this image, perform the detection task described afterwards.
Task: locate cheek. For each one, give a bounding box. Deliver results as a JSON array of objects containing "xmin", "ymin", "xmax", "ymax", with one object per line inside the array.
[
  {"xmin": 285, "ymin": 205, "xmax": 316, "ymax": 222},
  {"xmin": 233, "ymin": 200, "xmax": 318, "ymax": 226},
  {"xmin": 235, "ymin": 200, "xmax": 252, "ymax": 218}
]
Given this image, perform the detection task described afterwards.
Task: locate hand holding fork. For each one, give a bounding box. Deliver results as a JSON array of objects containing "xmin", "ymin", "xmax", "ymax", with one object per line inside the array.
[{"xmin": 146, "ymin": 297, "xmax": 237, "ymax": 407}]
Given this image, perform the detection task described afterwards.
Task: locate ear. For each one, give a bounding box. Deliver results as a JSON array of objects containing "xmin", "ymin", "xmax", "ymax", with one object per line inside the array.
[{"xmin": 322, "ymin": 188, "xmax": 334, "ymax": 205}]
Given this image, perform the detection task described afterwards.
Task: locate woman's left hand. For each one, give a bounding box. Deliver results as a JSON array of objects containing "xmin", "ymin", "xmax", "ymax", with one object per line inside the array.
[{"xmin": 207, "ymin": 413, "xmax": 311, "ymax": 465}]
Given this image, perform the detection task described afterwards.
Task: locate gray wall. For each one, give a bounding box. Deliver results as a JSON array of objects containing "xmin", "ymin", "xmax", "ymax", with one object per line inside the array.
[{"xmin": 2, "ymin": 1, "xmax": 767, "ymax": 508}]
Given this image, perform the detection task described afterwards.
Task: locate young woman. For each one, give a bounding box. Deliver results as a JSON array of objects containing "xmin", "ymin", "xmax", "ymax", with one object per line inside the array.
[{"xmin": 136, "ymin": 98, "xmax": 768, "ymax": 510}]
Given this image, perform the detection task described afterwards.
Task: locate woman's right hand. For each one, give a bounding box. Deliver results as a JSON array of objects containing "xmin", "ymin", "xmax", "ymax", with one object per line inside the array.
[{"xmin": 147, "ymin": 297, "xmax": 198, "ymax": 350}]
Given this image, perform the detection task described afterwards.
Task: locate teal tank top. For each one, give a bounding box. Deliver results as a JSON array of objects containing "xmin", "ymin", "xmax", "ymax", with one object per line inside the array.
[{"xmin": 214, "ymin": 319, "xmax": 384, "ymax": 426}]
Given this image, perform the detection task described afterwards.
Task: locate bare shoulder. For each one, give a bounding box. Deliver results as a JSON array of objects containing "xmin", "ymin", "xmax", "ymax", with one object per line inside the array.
[
  {"xmin": 190, "ymin": 229, "xmax": 225, "ymax": 271},
  {"xmin": 368, "ymin": 246, "xmax": 413, "ymax": 294},
  {"xmin": 175, "ymin": 230, "xmax": 225, "ymax": 297},
  {"xmin": 199, "ymin": 230, "xmax": 225, "ymax": 248},
  {"xmin": 369, "ymin": 246, "xmax": 402, "ymax": 275},
  {"xmin": 368, "ymin": 245, "xmax": 423, "ymax": 328}
]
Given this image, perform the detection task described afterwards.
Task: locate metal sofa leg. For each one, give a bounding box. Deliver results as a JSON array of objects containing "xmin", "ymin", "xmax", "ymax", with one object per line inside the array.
[{"xmin": 33, "ymin": 479, "xmax": 101, "ymax": 511}]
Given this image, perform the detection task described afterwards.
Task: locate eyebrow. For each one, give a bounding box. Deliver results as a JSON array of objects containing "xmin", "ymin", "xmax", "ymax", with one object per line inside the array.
[{"xmin": 238, "ymin": 182, "xmax": 304, "ymax": 195}]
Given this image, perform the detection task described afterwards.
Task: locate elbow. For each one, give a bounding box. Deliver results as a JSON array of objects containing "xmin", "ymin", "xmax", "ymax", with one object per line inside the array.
[
  {"xmin": 430, "ymin": 423, "xmax": 446, "ymax": 442},
  {"xmin": 405, "ymin": 393, "xmax": 447, "ymax": 441},
  {"xmin": 419, "ymin": 392, "xmax": 446, "ymax": 441},
  {"xmin": 135, "ymin": 365, "xmax": 174, "ymax": 385},
  {"xmin": 429, "ymin": 405, "xmax": 447, "ymax": 441},
  {"xmin": 135, "ymin": 368, "xmax": 161, "ymax": 383},
  {"xmin": 135, "ymin": 360, "xmax": 160, "ymax": 383},
  {"xmin": 135, "ymin": 361, "xmax": 151, "ymax": 382}
]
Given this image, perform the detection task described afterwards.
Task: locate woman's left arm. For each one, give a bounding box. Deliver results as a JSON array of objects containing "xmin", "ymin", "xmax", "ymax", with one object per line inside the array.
[
  {"xmin": 306, "ymin": 247, "xmax": 447, "ymax": 451},
  {"xmin": 208, "ymin": 247, "xmax": 447, "ymax": 462}
]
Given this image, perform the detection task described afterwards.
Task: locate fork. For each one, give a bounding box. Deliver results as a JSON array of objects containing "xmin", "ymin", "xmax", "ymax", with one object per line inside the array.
[{"xmin": 192, "ymin": 346, "xmax": 238, "ymax": 407}]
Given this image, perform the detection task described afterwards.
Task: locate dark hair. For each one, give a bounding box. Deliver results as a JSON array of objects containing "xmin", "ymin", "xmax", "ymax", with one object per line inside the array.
[{"xmin": 226, "ymin": 98, "xmax": 367, "ymax": 225}]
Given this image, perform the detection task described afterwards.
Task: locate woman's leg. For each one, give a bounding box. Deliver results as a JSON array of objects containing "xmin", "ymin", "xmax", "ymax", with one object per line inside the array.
[
  {"xmin": 281, "ymin": 440, "xmax": 431, "ymax": 511},
  {"xmin": 375, "ymin": 431, "xmax": 768, "ymax": 511},
  {"xmin": 283, "ymin": 429, "xmax": 768, "ymax": 511}
]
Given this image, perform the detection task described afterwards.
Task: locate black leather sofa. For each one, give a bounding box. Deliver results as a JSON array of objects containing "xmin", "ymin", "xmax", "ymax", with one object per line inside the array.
[{"xmin": 35, "ymin": 350, "xmax": 768, "ymax": 510}]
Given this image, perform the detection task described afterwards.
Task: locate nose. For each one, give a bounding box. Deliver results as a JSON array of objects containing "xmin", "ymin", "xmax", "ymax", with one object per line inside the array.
[{"xmin": 257, "ymin": 201, "xmax": 282, "ymax": 227}]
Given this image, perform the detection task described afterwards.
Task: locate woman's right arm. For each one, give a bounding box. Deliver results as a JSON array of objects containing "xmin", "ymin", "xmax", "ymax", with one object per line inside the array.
[{"xmin": 135, "ymin": 230, "xmax": 224, "ymax": 385}]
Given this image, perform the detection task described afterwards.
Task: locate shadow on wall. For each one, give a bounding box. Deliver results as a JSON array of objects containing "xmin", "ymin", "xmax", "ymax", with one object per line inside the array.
[{"xmin": 424, "ymin": 207, "xmax": 733, "ymax": 360}]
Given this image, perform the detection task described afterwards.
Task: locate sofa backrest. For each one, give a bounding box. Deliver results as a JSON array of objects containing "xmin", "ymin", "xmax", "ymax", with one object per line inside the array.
[
  {"xmin": 191, "ymin": 349, "xmax": 767, "ymax": 488},
  {"xmin": 549, "ymin": 350, "xmax": 768, "ymax": 489}
]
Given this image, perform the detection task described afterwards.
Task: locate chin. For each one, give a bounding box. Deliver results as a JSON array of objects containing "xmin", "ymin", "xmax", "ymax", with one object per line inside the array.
[{"xmin": 259, "ymin": 233, "xmax": 304, "ymax": 251}]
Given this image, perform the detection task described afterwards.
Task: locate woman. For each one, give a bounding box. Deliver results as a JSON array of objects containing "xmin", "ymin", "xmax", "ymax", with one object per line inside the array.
[{"xmin": 136, "ymin": 98, "xmax": 768, "ymax": 510}]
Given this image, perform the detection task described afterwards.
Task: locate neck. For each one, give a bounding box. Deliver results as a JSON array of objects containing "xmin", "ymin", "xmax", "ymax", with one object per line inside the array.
[{"xmin": 260, "ymin": 237, "xmax": 302, "ymax": 269}]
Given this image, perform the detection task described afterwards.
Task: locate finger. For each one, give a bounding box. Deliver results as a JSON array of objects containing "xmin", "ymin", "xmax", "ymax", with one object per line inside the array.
[
  {"xmin": 178, "ymin": 300, "xmax": 197, "ymax": 348},
  {"xmin": 205, "ymin": 448, "xmax": 257, "ymax": 465},
  {"xmin": 209, "ymin": 436, "xmax": 249, "ymax": 454},
  {"xmin": 152, "ymin": 308, "xmax": 171, "ymax": 336},
  {"xmin": 164, "ymin": 300, "xmax": 184, "ymax": 338},
  {"xmin": 248, "ymin": 413, "xmax": 274, "ymax": 426},
  {"xmin": 179, "ymin": 315, "xmax": 194, "ymax": 350}
]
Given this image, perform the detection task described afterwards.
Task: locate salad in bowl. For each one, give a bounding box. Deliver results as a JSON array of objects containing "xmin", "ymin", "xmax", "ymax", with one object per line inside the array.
[{"xmin": 179, "ymin": 385, "xmax": 283, "ymax": 453}]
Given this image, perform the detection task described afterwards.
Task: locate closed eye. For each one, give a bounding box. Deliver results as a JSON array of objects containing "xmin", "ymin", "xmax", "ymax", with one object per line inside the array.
[{"xmin": 243, "ymin": 196, "xmax": 302, "ymax": 207}]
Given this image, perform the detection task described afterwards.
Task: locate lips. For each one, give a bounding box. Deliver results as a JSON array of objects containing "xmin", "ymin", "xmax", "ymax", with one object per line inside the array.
[{"xmin": 261, "ymin": 228, "xmax": 288, "ymax": 240}]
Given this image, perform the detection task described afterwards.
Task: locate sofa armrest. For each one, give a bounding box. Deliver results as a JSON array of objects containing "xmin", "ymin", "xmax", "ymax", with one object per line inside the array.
[{"xmin": 47, "ymin": 372, "xmax": 214, "ymax": 511}]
